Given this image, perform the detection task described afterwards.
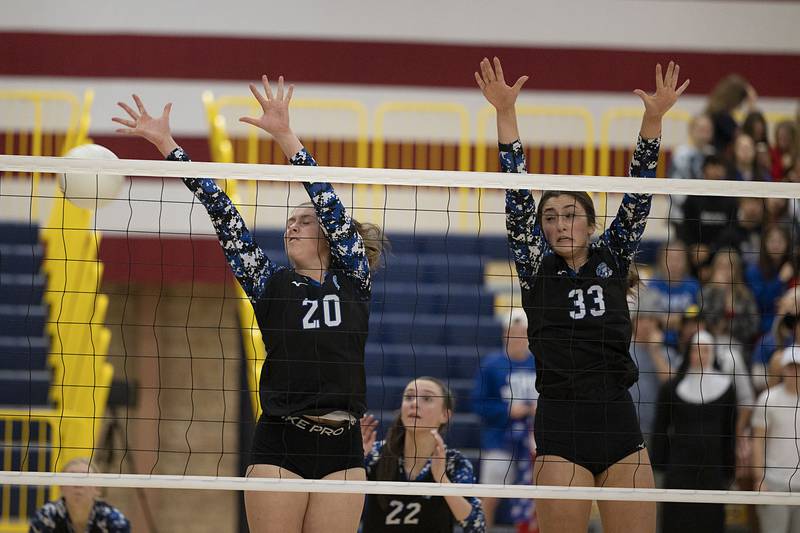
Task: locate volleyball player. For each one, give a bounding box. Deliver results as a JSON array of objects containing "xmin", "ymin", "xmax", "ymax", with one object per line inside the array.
[
  {"xmin": 113, "ymin": 75, "xmax": 382, "ymax": 533},
  {"xmin": 475, "ymin": 57, "xmax": 689, "ymax": 533},
  {"xmin": 360, "ymin": 377, "xmax": 485, "ymax": 532}
]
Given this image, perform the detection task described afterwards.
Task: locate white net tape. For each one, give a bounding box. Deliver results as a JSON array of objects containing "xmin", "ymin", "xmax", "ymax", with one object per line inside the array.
[
  {"xmin": 2, "ymin": 154, "xmax": 800, "ymax": 512},
  {"xmin": 3, "ymin": 154, "xmax": 800, "ymax": 198}
]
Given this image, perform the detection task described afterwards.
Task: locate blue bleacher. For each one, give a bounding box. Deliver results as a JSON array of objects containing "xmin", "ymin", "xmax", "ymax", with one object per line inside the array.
[{"xmin": 0, "ymin": 224, "xmax": 51, "ymax": 406}]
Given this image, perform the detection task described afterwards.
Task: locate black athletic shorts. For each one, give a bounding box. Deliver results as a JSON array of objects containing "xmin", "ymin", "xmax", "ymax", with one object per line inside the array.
[
  {"xmin": 250, "ymin": 414, "xmax": 364, "ymax": 479},
  {"xmin": 534, "ymin": 389, "xmax": 646, "ymax": 476}
]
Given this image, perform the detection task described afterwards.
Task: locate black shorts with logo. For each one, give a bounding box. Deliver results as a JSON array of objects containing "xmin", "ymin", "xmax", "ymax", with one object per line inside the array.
[
  {"xmin": 534, "ymin": 389, "xmax": 646, "ymax": 476},
  {"xmin": 250, "ymin": 414, "xmax": 364, "ymax": 479}
]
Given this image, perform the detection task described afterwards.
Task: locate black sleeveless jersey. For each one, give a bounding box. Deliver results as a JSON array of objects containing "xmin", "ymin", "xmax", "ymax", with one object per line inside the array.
[
  {"xmin": 254, "ymin": 268, "xmax": 369, "ymax": 416},
  {"xmin": 501, "ymin": 135, "xmax": 660, "ymax": 401},
  {"xmin": 170, "ymin": 145, "xmax": 371, "ymax": 418},
  {"xmin": 362, "ymin": 468, "xmax": 454, "ymax": 533},
  {"xmin": 523, "ymin": 247, "xmax": 637, "ymax": 400}
]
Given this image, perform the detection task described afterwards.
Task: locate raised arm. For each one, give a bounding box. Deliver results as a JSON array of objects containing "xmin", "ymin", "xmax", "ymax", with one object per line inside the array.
[
  {"xmin": 113, "ymin": 95, "xmax": 278, "ymax": 301},
  {"xmin": 600, "ymin": 62, "xmax": 690, "ymax": 267},
  {"xmin": 240, "ymin": 76, "xmax": 371, "ymax": 293},
  {"xmin": 476, "ymin": 57, "xmax": 546, "ymax": 288}
]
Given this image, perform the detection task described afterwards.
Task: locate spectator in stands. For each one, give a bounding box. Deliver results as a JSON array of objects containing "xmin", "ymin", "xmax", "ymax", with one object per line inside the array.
[
  {"xmin": 701, "ymin": 247, "xmax": 760, "ymax": 347},
  {"xmin": 652, "ymin": 330, "xmax": 737, "ymax": 533},
  {"xmin": 771, "ymin": 120, "xmax": 797, "ymax": 181},
  {"xmin": 678, "ymin": 155, "xmax": 739, "ymax": 261},
  {"xmin": 746, "ymin": 224, "xmax": 795, "ymax": 336},
  {"xmin": 360, "ymin": 377, "xmax": 485, "ymax": 533},
  {"xmin": 742, "ymin": 110, "xmax": 769, "ymax": 146},
  {"xmin": 29, "ymin": 458, "xmax": 131, "ymax": 533},
  {"xmin": 647, "ymin": 241, "xmax": 701, "ymax": 349},
  {"xmin": 676, "ymin": 304, "xmax": 702, "ymax": 356},
  {"xmin": 785, "ymin": 158, "xmax": 800, "ymax": 183},
  {"xmin": 751, "ymin": 285, "xmax": 800, "ymax": 392},
  {"xmin": 472, "ymin": 309, "xmax": 537, "ymax": 530},
  {"xmin": 629, "ymin": 287, "xmax": 679, "ymax": 444},
  {"xmin": 752, "ymin": 345, "xmax": 800, "ymax": 532},
  {"xmin": 743, "ymin": 111, "xmax": 774, "ymax": 180},
  {"xmin": 716, "ymin": 196, "xmax": 764, "ymax": 266},
  {"xmin": 705, "ymin": 74, "xmax": 756, "ymax": 156},
  {"xmin": 667, "ymin": 113, "xmax": 714, "ymax": 228},
  {"xmin": 763, "ymin": 197, "xmax": 793, "ymax": 231},
  {"xmin": 732, "ymin": 133, "xmax": 772, "ymax": 182},
  {"xmin": 669, "ymin": 113, "xmax": 714, "ymax": 180}
]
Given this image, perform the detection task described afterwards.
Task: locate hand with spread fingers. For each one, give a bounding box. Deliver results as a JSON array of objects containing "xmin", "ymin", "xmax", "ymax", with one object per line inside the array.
[
  {"xmin": 474, "ymin": 56, "xmax": 529, "ymax": 113},
  {"xmin": 634, "ymin": 61, "xmax": 690, "ymax": 119},
  {"xmin": 112, "ymin": 95, "xmax": 178, "ymax": 156},
  {"xmin": 240, "ymin": 75, "xmax": 294, "ymax": 137},
  {"xmin": 634, "ymin": 61, "xmax": 690, "ymax": 138},
  {"xmin": 239, "ymin": 75, "xmax": 303, "ymax": 157}
]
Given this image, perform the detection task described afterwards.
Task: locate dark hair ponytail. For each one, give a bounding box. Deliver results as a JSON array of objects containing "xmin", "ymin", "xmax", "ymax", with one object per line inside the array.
[{"xmin": 295, "ymin": 202, "xmax": 387, "ymax": 269}]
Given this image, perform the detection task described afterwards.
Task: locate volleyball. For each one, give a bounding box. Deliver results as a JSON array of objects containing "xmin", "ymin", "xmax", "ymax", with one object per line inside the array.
[{"xmin": 58, "ymin": 143, "xmax": 125, "ymax": 209}]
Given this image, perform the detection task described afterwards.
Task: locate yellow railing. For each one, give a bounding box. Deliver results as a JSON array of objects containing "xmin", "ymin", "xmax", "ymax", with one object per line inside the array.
[
  {"xmin": 599, "ymin": 107, "xmax": 692, "ymax": 177},
  {"xmin": 0, "ymin": 90, "xmax": 94, "ymax": 219},
  {"xmin": 372, "ymin": 101, "xmax": 471, "ymax": 170},
  {"xmin": 475, "ymin": 104, "xmax": 596, "ymax": 175},
  {"xmin": 0, "ymin": 413, "xmax": 59, "ymax": 533},
  {"xmin": 374, "ymin": 101, "xmax": 472, "ymax": 227},
  {"xmin": 203, "ymin": 92, "xmax": 369, "ymax": 165},
  {"xmin": 0, "ymin": 191, "xmax": 113, "ymax": 530}
]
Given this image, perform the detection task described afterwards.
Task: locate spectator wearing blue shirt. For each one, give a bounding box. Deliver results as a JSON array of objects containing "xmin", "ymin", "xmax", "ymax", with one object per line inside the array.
[
  {"xmin": 472, "ymin": 309, "xmax": 537, "ymax": 529},
  {"xmin": 29, "ymin": 458, "xmax": 130, "ymax": 533},
  {"xmin": 746, "ymin": 224, "xmax": 795, "ymax": 337},
  {"xmin": 629, "ymin": 288, "xmax": 679, "ymax": 444},
  {"xmin": 752, "ymin": 286, "xmax": 800, "ymax": 392},
  {"xmin": 647, "ymin": 241, "xmax": 701, "ymax": 348}
]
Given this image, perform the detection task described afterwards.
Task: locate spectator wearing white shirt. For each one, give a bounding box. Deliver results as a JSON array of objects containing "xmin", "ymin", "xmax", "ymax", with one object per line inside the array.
[{"xmin": 752, "ymin": 345, "xmax": 800, "ymax": 532}]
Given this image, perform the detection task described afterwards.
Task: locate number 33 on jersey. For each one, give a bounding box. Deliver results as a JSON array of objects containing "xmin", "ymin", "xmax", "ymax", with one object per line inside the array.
[{"xmin": 568, "ymin": 285, "xmax": 606, "ymax": 320}]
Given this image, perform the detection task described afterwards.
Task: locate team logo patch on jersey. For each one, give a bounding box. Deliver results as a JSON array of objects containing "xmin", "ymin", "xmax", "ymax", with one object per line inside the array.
[
  {"xmin": 291, "ymin": 280, "xmax": 308, "ymax": 287},
  {"xmin": 596, "ymin": 262, "xmax": 613, "ymax": 278}
]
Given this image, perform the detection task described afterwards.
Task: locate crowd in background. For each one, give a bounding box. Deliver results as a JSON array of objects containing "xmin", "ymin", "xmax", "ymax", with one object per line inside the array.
[{"xmin": 471, "ymin": 76, "xmax": 800, "ymax": 532}]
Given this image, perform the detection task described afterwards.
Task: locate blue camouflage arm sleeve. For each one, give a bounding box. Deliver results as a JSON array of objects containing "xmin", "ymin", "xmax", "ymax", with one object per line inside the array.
[
  {"xmin": 290, "ymin": 148, "xmax": 371, "ymax": 294},
  {"xmin": 446, "ymin": 451, "xmax": 486, "ymax": 533},
  {"xmin": 364, "ymin": 440, "xmax": 383, "ymax": 475},
  {"xmin": 169, "ymin": 147, "xmax": 279, "ymax": 301},
  {"xmin": 599, "ymin": 136, "xmax": 659, "ymax": 267},
  {"xmin": 502, "ymin": 140, "xmax": 547, "ymax": 290}
]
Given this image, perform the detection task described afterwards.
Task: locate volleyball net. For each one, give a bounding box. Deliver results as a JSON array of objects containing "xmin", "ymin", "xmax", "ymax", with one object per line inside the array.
[{"xmin": 1, "ymin": 153, "xmax": 800, "ymax": 522}]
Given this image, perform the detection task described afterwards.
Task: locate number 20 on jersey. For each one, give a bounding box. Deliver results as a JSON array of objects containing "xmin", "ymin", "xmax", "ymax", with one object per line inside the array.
[{"xmin": 301, "ymin": 295, "xmax": 342, "ymax": 329}]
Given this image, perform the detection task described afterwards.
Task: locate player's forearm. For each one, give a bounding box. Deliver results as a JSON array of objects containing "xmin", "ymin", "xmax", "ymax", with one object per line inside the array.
[
  {"xmin": 442, "ymin": 488, "xmax": 473, "ymax": 522},
  {"xmin": 496, "ymin": 107, "xmax": 521, "ymax": 145},
  {"xmin": 273, "ymin": 131, "xmax": 304, "ymax": 160},
  {"xmin": 639, "ymin": 113, "xmax": 663, "ymax": 140}
]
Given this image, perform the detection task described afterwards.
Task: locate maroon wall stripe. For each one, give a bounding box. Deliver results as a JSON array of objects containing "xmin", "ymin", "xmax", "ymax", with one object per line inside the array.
[
  {"xmin": 3, "ymin": 32, "xmax": 799, "ymax": 97},
  {"xmin": 99, "ymin": 236, "xmax": 229, "ymax": 284}
]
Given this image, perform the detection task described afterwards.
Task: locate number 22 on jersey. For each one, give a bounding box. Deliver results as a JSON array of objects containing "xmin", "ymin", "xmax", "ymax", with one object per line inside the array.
[
  {"xmin": 301, "ymin": 294, "xmax": 342, "ymax": 329},
  {"xmin": 568, "ymin": 285, "xmax": 606, "ymax": 320},
  {"xmin": 386, "ymin": 500, "xmax": 421, "ymax": 525}
]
